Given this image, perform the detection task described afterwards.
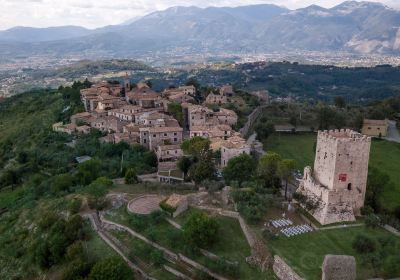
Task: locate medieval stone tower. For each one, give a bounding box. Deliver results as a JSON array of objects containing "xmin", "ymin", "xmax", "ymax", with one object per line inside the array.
[
  {"xmin": 297, "ymin": 129, "xmax": 371, "ymax": 225},
  {"xmin": 124, "ymin": 72, "xmax": 131, "ymax": 94}
]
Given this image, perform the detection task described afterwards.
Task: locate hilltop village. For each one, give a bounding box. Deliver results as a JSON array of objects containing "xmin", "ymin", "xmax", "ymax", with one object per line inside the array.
[
  {"xmin": 2, "ymin": 66, "xmax": 399, "ymax": 280},
  {"xmin": 53, "ymin": 77, "xmax": 250, "ymax": 183}
]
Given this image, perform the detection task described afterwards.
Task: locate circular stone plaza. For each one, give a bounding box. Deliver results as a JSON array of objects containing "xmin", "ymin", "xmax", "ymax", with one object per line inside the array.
[{"xmin": 127, "ymin": 195, "xmax": 165, "ymax": 215}]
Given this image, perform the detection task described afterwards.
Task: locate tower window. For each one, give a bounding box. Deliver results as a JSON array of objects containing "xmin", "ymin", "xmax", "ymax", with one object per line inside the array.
[{"xmin": 347, "ymin": 183, "xmax": 352, "ymax": 191}]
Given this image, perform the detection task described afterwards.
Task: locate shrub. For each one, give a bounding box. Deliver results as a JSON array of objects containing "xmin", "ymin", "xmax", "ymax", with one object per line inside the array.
[
  {"xmin": 88, "ymin": 257, "xmax": 133, "ymax": 280},
  {"xmin": 183, "ymin": 212, "xmax": 219, "ymax": 249},
  {"xmin": 124, "ymin": 168, "xmax": 138, "ymax": 184},
  {"xmin": 352, "ymin": 234, "xmax": 376, "ymax": 254}
]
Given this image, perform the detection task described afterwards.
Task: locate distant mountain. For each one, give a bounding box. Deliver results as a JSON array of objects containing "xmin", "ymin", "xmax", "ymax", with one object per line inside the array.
[
  {"xmin": 0, "ymin": 2, "xmax": 399, "ymax": 57},
  {"xmin": 0, "ymin": 26, "xmax": 91, "ymax": 42}
]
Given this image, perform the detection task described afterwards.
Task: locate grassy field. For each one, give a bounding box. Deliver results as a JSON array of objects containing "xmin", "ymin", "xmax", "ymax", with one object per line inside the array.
[
  {"xmin": 106, "ymin": 206, "xmax": 275, "ymax": 279},
  {"xmin": 270, "ymin": 226, "xmax": 400, "ymax": 280},
  {"xmin": 263, "ymin": 132, "xmax": 316, "ymax": 169},
  {"xmin": 263, "ymin": 133, "xmax": 400, "ymax": 210},
  {"xmin": 369, "ymin": 139, "xmax": 400, "ymax": 209}
]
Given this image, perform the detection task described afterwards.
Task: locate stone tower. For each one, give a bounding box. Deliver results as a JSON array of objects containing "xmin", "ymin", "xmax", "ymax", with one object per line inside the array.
[
  {"xmin": 124, "ymin": 72, "xmax": 131, "ymax": 94},
  {"xmin": 297, "ymin": 129, "xmax": 371, "ymax": 225}
]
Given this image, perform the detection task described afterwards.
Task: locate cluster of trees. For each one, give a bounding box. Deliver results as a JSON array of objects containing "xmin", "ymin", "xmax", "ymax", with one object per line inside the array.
[
  {"xmin": 352, "ymin": 233, "xmax": 400, "ymax": 278},
  {"xmin": 223, "ymin": 152, "xmax": 295, "ymax": 223},
  {"xmin": 178, "ymin": 137, "xmax": 216, "ymax": 184},
  {"xmin": 183, "ymin": 212, "xmax": 219, "ymax": 249},
  {"xmin": 0, "ymin": 84, "xmax": 159, "ymax": 278}
]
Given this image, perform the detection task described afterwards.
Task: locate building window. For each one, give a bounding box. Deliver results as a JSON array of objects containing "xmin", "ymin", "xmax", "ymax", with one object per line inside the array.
[
  {"xmin": 164, "ymin": 133, "xmax": 168, "ymax": 137},
  {"xmin": 153, "ymin": 134, "xmax": 156, "ymax": 137},
  {"xmin": 174, "ymin": 138, "xmax": 178, "ymax": 142},
  {"xmin": 347, "ymin": 183, "xmax": 352, "ymax": 191},
  {"xmin": 174, "ymin": 132, "xmax": 177, "ymax": 136}
]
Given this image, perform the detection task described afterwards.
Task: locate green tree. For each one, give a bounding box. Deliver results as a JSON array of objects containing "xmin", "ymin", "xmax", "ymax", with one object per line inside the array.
[
  {"xmin": 125, "ymin": 168, "xmax": 138, "ymax": 184},
  {"xmin": 365, "ymin": 167, "xmax": 390, "ymax": 212},
  {"xmin": 88, "ymin": 257, "xmax": 133, "ymax": 280},
  {"xmin": 76, "ymin": 159, "xmax": 102, "ymax": 185},
  {"xmin": 258, "ymin": 153, "xmax": 282, "ymax": 188},
  {"xmin": 189, "ymin": 150, "xmax": 216, "ymax": 184},
  {"xmin": 223, "ymin": 154, "xmax": 255, "ymax": 187},
  {"xmin": 51, "ymin": 173, "xmax": 74, "ymax": 194},
  {"xmin": 85, "ymin": 177, "xmax": 113, "ymax": 198},
  {"xmin": 168, "ymin": 102, "xmax": 183, "ymax": 125},
  {"xmin": 255, "ymin": 121, "xmax": 275, "ymax": 141},
  {"xmin": 178, "ymin": 156, "xmax": 192, "ymax": 179},
  {"xmin": 278, "ymin": 159, "xmax": 296, "ymax": 199},
  {"xmin": 334, "ymin": 96, "xmax": 346, "ymax": 108},
  {"xmin": 181, "ymin": 137, "xmax": 211, "ymax": 157},
  {"xmin": 183, "ymin": 212, "xmax": 219, "ymax": 249}
]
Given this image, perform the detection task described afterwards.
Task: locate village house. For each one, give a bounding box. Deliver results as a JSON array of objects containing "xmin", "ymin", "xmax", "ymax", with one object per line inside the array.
[
  {"xmin": 70, "ymin": 112, "xmax": 92, "ymax": 125},
  {"xmin": 214, "ymin": 108, "xmax": 238, "ymax": 126},
  {"xmin": 80, "ymin": 82, "xmax": 123, "ymax": 112},
  {"xmin": 220, "ymin": 84, "xmax": 234, "ymax": 97},
  {"xmin": 90, "ymin": 115, "xmax": 128, "ymax": 133},
  {"xmin": 189, "ymin": 124, "xmax": 233, "ymax": 140},
  {"xmin": 126, "ymin": 83, "xmax": 163, "ymax": 109},
  {"xmin": 139, "ymin": 125, "xmax": 183, "ymax": 151},
  {"xmin": 220, "ymin": 135, "xmax": 251, "ymax": 167},
  {"xmin": 108, "ymin": 105, "xmax": 143, "ymax": 122},
  {"xmin": 361, "ymin": 119, "xmax": 389, "ymax": 137},
  {"xmin": 205, "ymin": 92, "xmax": 228, "ymax": 105},
  {"xmin": 183, "ymin": 104, "xmax": 237, "ymax": 130},
  {"xmin": 163, "ymin": 85, "xmax": 195, "ymax": 104},
  {"xmin": 156, "ymin": 144, "xmax": 183, "ymax": 162}
]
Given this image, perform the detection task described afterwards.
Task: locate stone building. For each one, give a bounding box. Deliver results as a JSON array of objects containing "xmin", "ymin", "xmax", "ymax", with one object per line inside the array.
[
  {"xmin": 361, "ymin": 119, "xmax": 389, "ymax": 137},
  {"xmin": 139, "ymin": 126, "xmax": 183, "ymax": 151},
  {"xmin": 220, "ymin": 84, "xmax": 234, "ymax": 97},
  {"xmin": 297, "ymin": 129, "xmax": 371, "ymax": 225},
  {"xmin": 220, "ymin": 135, "xmax": 251, "ymax": 167},
  {"xmin": 163, "ymin": 85, "xmax": 195, "ymax": 103},
  {"xmin": 205, "ymin": 93, "xmax": 228, "ymax": 105},
  {"xmin": 156, "ymin": 144, "xmax": 183, "ymax": 162}
]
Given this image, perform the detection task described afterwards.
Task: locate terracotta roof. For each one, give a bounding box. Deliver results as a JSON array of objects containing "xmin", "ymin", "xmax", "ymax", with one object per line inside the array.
[
  {"xmin": 165, "ymin": 194, "xmax": 186, "ymax": 208},
  {"xmin": 140, "ymin": 126, "xmax": 183, "ymax": 133}
]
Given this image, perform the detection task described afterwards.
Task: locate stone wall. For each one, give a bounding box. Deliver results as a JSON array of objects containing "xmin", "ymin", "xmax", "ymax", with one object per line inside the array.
[{"xmin": 273, "ymin": 255, "xmax": 304, "ymax": 280}]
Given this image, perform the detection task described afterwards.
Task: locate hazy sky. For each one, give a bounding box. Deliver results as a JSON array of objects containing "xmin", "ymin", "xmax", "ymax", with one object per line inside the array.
[{"xmin": 0, "ymin": 0, "xmax": 398, "ymax": 30}]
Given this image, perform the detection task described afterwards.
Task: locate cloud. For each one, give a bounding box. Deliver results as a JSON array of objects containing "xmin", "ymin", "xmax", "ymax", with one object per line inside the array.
[{"xmin": 0, "ymin": 0, "xmax": 397, "ymax": 30}]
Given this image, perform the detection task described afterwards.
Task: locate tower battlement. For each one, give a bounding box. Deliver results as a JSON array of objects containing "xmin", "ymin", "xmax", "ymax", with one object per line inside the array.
[{"xmin": 318, "ymin": 129, "xmax": 371, "ymax": 143}]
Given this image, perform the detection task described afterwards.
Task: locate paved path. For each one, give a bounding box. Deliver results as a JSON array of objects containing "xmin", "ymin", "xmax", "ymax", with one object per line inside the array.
[
  {"xmin": 385, "ymin": 120, "xmax": 400, "ymax": 143},
  {"xmin": 247, "ymin": 132, "xmax": 266, "ymax": 156},
  {"xmin": 318, "ymin": 223, "xmax": 364, "ymax": 231}
]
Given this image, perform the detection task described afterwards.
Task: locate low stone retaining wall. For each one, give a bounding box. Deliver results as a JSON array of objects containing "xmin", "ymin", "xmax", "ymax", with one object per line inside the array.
[
  {"xmin": 163, "ymin": 265, "xmax": 193, "ymax": 280},
  {"xmin": 178, "ymin": 254, "xmax": 229, "ymax": 280},
  {"xmin": 273, "ymin": 255, "xmax": 304, "ymax": 280}
]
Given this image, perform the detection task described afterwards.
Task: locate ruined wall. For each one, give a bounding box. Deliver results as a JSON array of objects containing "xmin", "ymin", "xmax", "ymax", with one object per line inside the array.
[{"xmin": 273, "ymin": 255, "xmax": 304, "ymax": 280}]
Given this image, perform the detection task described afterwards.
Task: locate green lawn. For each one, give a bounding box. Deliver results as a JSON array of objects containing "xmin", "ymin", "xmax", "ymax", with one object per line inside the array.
[
  {"xmin": 263, "ymin": 132, "xmax": 316, "ymax": 169},
  {"xmin": 107, "ymin": 206, "xmax": 275, "ymax": 279},
  {"xmin": 263, "ymin": 133, "xmax": 400, "ymax": 210},
  {"xmin": 369, "ymin": 139, "xmax": 400, "ymax": 210},
  {"xmin": 270, "ymin": 227, "xmax": 400, "ymax": 280}
]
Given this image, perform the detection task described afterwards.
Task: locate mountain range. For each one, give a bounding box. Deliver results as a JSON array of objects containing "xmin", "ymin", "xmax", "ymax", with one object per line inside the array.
[{"xmin": 0, "ymin": 1, "xmax": 400, "ymax": 58}]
